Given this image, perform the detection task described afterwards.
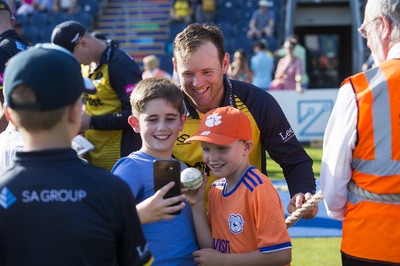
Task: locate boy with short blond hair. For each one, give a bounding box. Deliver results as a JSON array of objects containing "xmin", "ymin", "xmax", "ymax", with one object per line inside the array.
[
  {"xmin": 185, "ymin": 106, "xmax": 292, "ymax": 265},
  {"xmin": 112, "ymin": 77, "xmax": 199, "ymax": 265}
]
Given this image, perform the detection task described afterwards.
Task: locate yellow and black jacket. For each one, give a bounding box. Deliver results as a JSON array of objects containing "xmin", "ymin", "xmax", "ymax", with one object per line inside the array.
[{"xmin": 82, "ymin": 44, "xmax": 142, "ymax": 170}]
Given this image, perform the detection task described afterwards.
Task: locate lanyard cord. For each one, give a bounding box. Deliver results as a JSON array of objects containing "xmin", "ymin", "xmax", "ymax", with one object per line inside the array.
[{"xmin": 225, "ymin": 75, "xmax": 234, "ymax": 107}]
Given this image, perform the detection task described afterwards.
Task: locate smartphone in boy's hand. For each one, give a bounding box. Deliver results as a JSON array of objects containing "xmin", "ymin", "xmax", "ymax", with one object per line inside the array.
[{"xmin": 153, "ymin": 159, "xmax": 182, "ymax": 215}]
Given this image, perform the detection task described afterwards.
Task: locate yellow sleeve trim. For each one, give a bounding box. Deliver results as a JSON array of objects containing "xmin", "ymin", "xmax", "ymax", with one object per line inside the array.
[{"xmin": 143, "ymin": 256, "xmax": 154, "ymax": 266}]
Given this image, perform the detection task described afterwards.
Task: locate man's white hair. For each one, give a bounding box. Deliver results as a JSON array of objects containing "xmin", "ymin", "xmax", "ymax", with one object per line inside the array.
[{"xmin": 367, "ymin": 0, "xmax": 400, "ymax": 40}]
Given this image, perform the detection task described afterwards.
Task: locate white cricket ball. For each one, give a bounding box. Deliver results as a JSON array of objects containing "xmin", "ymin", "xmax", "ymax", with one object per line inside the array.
[{"xmin": 181, "ymin": 167, "xmax": 203, "ymax": 190}]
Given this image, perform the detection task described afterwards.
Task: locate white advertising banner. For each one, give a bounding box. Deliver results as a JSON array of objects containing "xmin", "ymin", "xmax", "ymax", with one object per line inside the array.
[{"xmin": 269, "ymin": 89, "xmax": 339, "ymax": 142}]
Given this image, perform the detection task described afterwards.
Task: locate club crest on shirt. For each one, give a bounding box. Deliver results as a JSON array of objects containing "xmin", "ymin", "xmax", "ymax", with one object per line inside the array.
[{"xmin": 228, "ymin": 213, "xmax": 245, "ymax": 235}]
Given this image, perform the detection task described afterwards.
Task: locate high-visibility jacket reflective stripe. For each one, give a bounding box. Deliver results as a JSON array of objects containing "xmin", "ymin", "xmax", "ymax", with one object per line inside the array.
[
  {"xmin": 351, "ymin": 60, "xmax": 400, "ymax": 193},
  {"xmin": 340, "ymin": 59, "xmax": 400, "ymax": 263}
]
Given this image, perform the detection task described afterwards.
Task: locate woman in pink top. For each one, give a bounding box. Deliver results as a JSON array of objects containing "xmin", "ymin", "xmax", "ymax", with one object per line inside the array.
[{"xmin": 273, "ymin": 38, "xmax": 303, "ymax": 92}]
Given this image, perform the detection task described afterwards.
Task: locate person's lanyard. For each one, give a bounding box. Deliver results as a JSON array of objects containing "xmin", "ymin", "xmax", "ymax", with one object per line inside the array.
[{"xmin": 225, "ymin": 75, "xmax": 234, "ymax": 107}]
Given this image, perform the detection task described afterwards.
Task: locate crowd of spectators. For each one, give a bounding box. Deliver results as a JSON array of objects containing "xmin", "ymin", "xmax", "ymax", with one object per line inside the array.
[
  {"xmin": 270, "ymin": 37, "xmax": 303, "ymax": 92},
  {"xmin": 7, "ymin": 0, "xmax": 295, "ymax": 92},
  {"xmin": 168, "ymin": 0, "xmax": 279, "ymax": 54},
  {"xmin": 165, "ymin": 0, "xmax": 291, "ymax": 91},
  {"xmin": 169, "ymin": 0, "xmax": 216, "ymax": 25},
  {"xmin": 227, "ymin": 48, "xmax": 253, "ymax": 83},
  {"xmin": 9, "ymin": 0, "xmax": 99, "ymax": 44},
  {"xmin": 249, "ymin": 40, "xmax": 273, "ymax": 90},
  {"xmin": 247, "ymin": 0, "xmax": 276, "ymax": 51},
  {"xmin": 7, "ymin": 0, "xmax": 289, "ymax": 92}
]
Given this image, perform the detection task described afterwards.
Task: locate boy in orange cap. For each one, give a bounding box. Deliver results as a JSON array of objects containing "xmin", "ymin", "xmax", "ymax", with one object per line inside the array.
[{"xmin": 184, "ymin": 106, "xmax": 291, "ymax": 265}]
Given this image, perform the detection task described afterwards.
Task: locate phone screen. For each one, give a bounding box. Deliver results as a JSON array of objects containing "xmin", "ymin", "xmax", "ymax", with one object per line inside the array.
[{"xmin": 153, "ymin": 159, "xmax": 182, "ymax": 215}]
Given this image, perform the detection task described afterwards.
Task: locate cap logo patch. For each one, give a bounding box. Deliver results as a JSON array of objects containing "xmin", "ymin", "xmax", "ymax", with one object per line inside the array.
[
  {"xmin": 205, "ymin": 114, "xmax": 222, "ymax": 128},
  {"xmin": 71, "ymin": 33, "xmax": 81, "ymax": 44},
  {"xmin": 200, "ymin": 131, "xmax": 211, "ymax": 136}
]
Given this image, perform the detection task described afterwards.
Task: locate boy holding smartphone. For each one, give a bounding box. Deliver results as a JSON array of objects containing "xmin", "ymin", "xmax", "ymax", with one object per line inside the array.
[
  {"xmin": 185, "ymin": 106, "xmax": 292, "ymax": 266},
  {"xmin": 111, "ymin": 78, "xmax": 198, "ymax": 265}
]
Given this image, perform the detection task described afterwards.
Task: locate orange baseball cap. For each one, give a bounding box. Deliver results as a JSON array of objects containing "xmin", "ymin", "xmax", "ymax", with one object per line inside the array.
[{"xmin": 185, "ymin": 106, "xmax": 252, "ymax": 145}]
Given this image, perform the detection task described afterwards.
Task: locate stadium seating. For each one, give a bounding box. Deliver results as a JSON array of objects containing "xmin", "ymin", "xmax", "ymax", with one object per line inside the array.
[
  {"xmin": 79, "ymin": 0, "xmax": 99, "ymax": 18},
  {"xmin": 40, "ymin": 25, "xmax": 54, "ymax": 43},
  {"xmin": 23, "ymin": 25, "xmax": 41, "ymax": 44},
  {"xmin": 73, "ymin": 11, "xmax": 93, "ymax": 28},
  {"xmin": 50, "ymin": 12, "xmax": 72, "ymax": 27},
  {"xmin": 215, "ymin": 0, "xmax": 239, "ymax": 24},
  {"xmin": 30, "ymin": 11, "xmax": 50, "ymax": 28},
  {"xmin": 14, "ymin": 14, "xmax": 30, "ymax": 27},
  {"xmin": 159, "ymin": 52, "xmax": 174, "ymax": 76},
  {"xmin": 219, "ymin": 22, "xmax": 234, "ymax": 39},
  {"xmin": 15, "ymin": 0, "xmax": 100, "ymax": 45}
]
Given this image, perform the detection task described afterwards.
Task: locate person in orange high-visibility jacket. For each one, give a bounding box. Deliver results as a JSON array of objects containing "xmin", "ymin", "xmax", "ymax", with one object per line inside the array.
[{"xmin": 321, "ymin": 1, "xmax": 400, "ymax": 265}]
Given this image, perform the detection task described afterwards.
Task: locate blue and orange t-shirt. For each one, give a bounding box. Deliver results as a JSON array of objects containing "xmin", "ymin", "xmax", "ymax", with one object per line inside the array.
[{"xmin": 209, "ymin": 166, "xmax": 291, "ymax": 254}]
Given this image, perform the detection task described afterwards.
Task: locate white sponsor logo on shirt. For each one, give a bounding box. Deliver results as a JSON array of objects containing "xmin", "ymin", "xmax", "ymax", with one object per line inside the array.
[{"xmin": 22, "ymin": 189, "xmax": 87, "ymax": 203}]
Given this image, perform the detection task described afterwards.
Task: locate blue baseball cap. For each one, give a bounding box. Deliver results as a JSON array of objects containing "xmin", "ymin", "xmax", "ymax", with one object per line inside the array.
[{"xmin": 4, "ymin": 43, "xmax": 96, "ymax": 111}]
